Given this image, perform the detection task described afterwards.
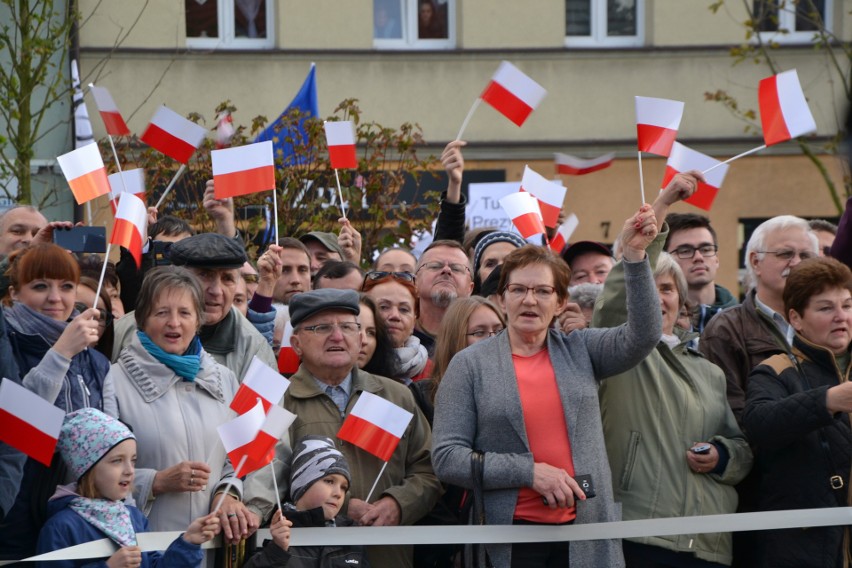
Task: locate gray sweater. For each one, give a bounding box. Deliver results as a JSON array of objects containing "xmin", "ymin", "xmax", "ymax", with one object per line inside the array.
[{"xmin": 432, "ymin": 258, "xmax": 661, "ymax": 568}]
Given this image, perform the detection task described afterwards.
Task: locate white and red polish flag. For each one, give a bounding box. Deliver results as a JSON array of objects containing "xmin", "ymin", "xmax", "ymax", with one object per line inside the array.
[
  {"xmin": 108, "ymin": 169, "xmax": 146, "ymax": 213},
  {"xmin": 212, "ymin": 141, "xmax": 275, "ymax": 199},
  {"xmin": 56, "ymin": 143, "xmax": 111, "ymax": 205},
  {"xmin": 111, "ymin": 193, "xmax": 148, "ymax": 268},
  {"xmin": 88, "ymin": 84, "xmax": 130, "ymax": 137},
  {"xmin": 480, "ymin": 61, "xmax": 547, "ymax": 127},
  {"xmin": 218, "ymin": 399, "xmax": 297, "ymax": 476},
  {"xmin": 338, "ymin": 391, "xmax": 413, "ymax": 462},
  {"xmin": 140, "ymin": 105, "xmax": 207, "ymax": 164},
  {"xmin": 215, "ymin": 111, "xmax": 236, "ymax": 149},
  {"xmin": 555, "ymin": 152, "xmax": 615, "ymax": 176},
  {"xmin": 519, "ymin": 165, "xmax": 566, "ymax": 228},
  {"xmin": 661, "ymin": 142, "xmax": 729, "ymax": 212},
  {"xmin": 758, "ymin": 69, "xmax": 817, "ymax": 147},
  {"xmin": 278, "ymin": 321, "xmax": 300, "ymax": 375},
  {"xmin": 231, "ymin": 356, "xmax": 291, "ymax": 415},
  {"xmin": 324, "ymin": 121, "xmax": 357, "ymax": 169},
  {"xmin": 499, "ymin": 191, "xmax": 546, "ymax": 239},
  {"xmin": 549, "ymin": 213, "xmax": 579, "ymax": 254},
  {"xmin": 0, "ymin": 379, "xmax": 64, "ymax": 466},
  {"xmin": 635, "ymin": 96, "xmax": 685, "ymax": 157}
]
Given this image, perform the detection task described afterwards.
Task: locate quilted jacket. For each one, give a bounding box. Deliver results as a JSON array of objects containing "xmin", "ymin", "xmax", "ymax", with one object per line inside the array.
[{"xmin": 744, "ymin": 335, "xmax": 852, "ymax": 567}]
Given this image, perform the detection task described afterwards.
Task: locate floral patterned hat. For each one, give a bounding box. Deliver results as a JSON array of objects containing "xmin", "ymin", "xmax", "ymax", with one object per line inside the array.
[{"xmin": 57, "ymin": 408, "xmax": 135, "ymax": 481}]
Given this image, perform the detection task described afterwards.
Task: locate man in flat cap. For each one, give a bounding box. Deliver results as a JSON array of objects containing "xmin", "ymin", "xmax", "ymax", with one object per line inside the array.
[
  {"xmin": 242, "ymin": 288, "xmax": 440, "ymax": 568},
  {"xmin": 299, "ymin": 219, "xmax": 362, "ymax": 277},
  {"xmin": 111, "ymin": 232, "xmax": 276, "ymax": 379}
]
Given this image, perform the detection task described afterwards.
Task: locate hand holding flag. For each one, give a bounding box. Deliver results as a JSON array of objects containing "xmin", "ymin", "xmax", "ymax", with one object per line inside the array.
[{"xmin": 662, "ymin": 143, "xmax": 727, "ymax": 211}]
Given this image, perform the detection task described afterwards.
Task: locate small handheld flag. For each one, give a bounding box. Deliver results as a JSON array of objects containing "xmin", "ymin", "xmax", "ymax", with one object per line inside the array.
[
  {"xmin": 324, "ymin": 121, "xmax": 358, "ymax": 169},
  {"xmin": 662, "ymin": 142, "xmax": 729, "ymax": 211},
  {"xmin": 0, "ymin": 379, "xmax": 65, "ymax": 466},
  {"xmin": 499, "ymin": 192, "xmax": 546, "ymax": 239},
  {"xmin": 337, "ymin": 391, "xmax": 413, "ymax": 462},
  {"xmin": 481, "ymin": 61, "xmax": 547, "ymax": 127},
  {"xmin": 89, "ymin": 84, "xmax": 131, "ymax": 137},
  {"xmin": 555, "ymin": 152, "xmax": 614, "ymax": 176},
  {"xmin": 549, "ymin": 214, "xmax": 579, "ymax": 254},
  {"xmin": 111, "ymin": 193, "xmax": 148, "ymax": 268},
  {"xmin": 231, "ymin": 356, "xmax": 291, "ymax": 415},
  {"xmin": 56, "ymin": 143, "xmax": 111, "ymax": 205},
  {"xmin": 635, "ymin": 96, "xmax": 685, "ymax": 157},
  {"xmin": 140, "ymin": 105, "xmax": 207, "ymax": 164},
  {"xmin": 212, "ymin": 141, "xmax": 276, "ymax": 199},
  {"xmin": 759, "ymin": 69, "xmax": 817, "ymax": 147},
  {"xmin": 519, "ymin": 165, "xmax": 566, "ymax": 229}
]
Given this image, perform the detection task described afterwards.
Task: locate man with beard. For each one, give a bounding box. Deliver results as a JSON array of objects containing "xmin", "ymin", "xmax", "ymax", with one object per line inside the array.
[{"xmin": 412, "ymin": 240, "xmax": 473, "ymax": 355}]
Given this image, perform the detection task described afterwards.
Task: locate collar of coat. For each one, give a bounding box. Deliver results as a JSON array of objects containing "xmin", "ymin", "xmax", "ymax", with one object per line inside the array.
[{"xmin": 287, "ymin": 365, "xmax": 388, "ymax": 400}]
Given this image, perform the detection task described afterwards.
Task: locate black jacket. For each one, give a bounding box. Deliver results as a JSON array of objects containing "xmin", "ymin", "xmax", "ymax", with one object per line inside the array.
[
  {"xmin": 744, "ymin": 335, "xmax": 852, "ymax": 567},
  {"xmin": 245, "ymin": 506, "xmax": 370, "ymax": 568}
]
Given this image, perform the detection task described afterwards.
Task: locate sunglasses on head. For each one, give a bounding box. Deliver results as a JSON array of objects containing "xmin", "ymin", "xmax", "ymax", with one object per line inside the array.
[{"xmin": 363, "ymin": 271, "xmax": 415, "ymax": 283}]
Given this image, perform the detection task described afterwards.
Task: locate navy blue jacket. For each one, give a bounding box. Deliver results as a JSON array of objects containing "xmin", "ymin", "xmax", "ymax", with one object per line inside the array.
[{"xmin": 36, "ymin": 495, "xmax": 202, "ymax": 568}]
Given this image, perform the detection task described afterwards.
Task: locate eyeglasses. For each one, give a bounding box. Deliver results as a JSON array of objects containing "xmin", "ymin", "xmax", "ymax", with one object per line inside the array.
[
  {"xmin": 757, "ymin": 249, "xmax": 816, "ymax": 262},
  {"xmin": 417, "ymin": 261, "xmax": 471, "ymax": 276},
  {"xmin": 465, "ymin": 327, "xmax": 504, "ymax": 339},
  {"xmin": 671, "ymin": 244, "xmax": 718, "ymax": 259},
  {"xmin": 364, "ymin": 271, "xmax": 415, "ymax": 283},
  {"xmin": 74, "ymin": 302, "xmax": 111, "ymax": 325},
  {"xmin": 504, "ymin": 284, "xmax": 557, "ymax": 300},
  {"xmin": 241, "ymin": 273, "xmax": 259, "ymax": 284},
  {"xmin": 299, "ymin": 322, "xmax": 361, "ymax": 337}
]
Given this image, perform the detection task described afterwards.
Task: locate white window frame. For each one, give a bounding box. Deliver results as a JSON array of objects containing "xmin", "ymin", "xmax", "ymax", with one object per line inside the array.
[
  {"xmin": 186, "ymin": 0, "xmax": 274, "ymax": 50},
  {"xmin": 564, "ymin": 0, "xmax": 644, "ymax": 48},
  {"xmin": 373, "ymin": 0, "xmax": 456, "ymax": 51},
  {"xmin": 754, "ymin": 0, "xmax": 832, "ymax": 45}
]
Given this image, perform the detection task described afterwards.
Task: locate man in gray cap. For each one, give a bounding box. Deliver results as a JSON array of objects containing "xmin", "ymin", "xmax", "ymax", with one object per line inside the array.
[
  {"xmin": 243, "ymin": 288, "xmax": 439, "ymax": 568},
  {"xmin": 111, "ymin": 232, "xmax": 276, "ymax": 379},
  {"xmin": 299, "ymin": 231, "xmax": 346, "ymax": 277}
]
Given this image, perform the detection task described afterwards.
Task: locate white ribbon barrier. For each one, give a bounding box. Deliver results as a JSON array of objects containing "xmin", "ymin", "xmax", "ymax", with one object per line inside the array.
[{"xmin": 14, "ymin": 507, "xmax": 852, "ymax": 563}]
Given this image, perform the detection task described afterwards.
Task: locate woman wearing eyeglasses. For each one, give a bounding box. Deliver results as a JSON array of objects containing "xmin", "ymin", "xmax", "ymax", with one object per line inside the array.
[
  {"xmin": 75, "ymin": 276, "xmax": 115, "ymax": 358},
  {"xmin": 108, "ymin": 266, "xmax": 249, "ymax": 544},
  {"xmin": 433, "ymin": 207, "xmax": 662, "ymax": 568},
  {"xmin": 0, "ymin": 243, "xmax": 111, "ymax": 559},
  {"xmin": 361, "ymin": 271, "xmax": 430, "ymax": 383}
]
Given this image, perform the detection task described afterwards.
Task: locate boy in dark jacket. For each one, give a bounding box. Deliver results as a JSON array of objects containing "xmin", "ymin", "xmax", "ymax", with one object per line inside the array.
[{"xmin": 246, "ymin": 436, "xmax": 370, "ymax": 568}]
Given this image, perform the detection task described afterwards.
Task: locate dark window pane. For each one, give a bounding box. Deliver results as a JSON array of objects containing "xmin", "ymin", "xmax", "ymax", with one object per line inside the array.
[
  {"xmin": 607, "ymin": 0, "xmax": 636, "ymax": 36},
  {"xmin": 566, "ymin": 0, "xmax": 591, "ymax": 36},
  {"xmin": 234, "ymin": 0, "xmax": 267, "ymax": 38},
  {"xmin": 753, "ymin": 0, "xmax": 780, "ymax": 32},
  {"xmin": 418, "ymin": 0, "xmax": 448, "ymax": 39},
  {"xmin": 375, "ymin": 0, "xmax": 403, "ymax": 39},
  {"xmin": 796, "ymin": 0, "xmax": 825, "ymax": 32},
  {"xmin": 186, "ymin": 0, "xmax": 218, "ymax": 38}
]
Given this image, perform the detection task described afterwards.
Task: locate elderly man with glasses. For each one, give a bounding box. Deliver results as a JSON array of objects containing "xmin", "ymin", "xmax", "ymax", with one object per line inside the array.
[
  {"xmin": 243, "ymin": 288, "xmax": 440, "ymax": 568},
  {"xmin": 412, "ymin": 239, "xmax": 474, "ymax": 355},
  {"xmin": 664, "ymin": 213, "xmax": 737, "ymax": 334}
]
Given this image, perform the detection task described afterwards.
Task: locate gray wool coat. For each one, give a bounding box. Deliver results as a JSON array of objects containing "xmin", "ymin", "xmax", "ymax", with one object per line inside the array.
[{"xmin": 432, "ymin": 258, "xmax": 661, "ymax": 568}]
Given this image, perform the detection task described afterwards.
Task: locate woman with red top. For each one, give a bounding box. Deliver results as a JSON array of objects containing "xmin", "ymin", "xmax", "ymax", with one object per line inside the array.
[{"xmin": 432, "ymin": 206, "xmax": 662, "ymax": 568}]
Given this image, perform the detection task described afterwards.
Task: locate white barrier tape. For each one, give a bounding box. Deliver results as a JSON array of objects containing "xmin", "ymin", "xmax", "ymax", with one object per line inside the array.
[{"xmin": 12, "ymin": 507, "xmax": 852, "ymax": 563}]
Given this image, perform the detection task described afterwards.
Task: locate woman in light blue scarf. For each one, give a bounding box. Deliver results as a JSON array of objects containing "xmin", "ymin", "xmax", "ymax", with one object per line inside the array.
[{"xmin": 108, "ymin": 266, "xmax": 253, "ymax": 552}]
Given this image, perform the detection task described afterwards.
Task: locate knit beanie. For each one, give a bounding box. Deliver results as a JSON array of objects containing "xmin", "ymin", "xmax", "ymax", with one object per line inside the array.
[
  {"xmin": 472, "ymin": 232, "xmax": 527, "ymax": 276},
  {"xmin": 289, "ymin": 436, "xmax": 351, "ymax": 504},
  {"xmin": 57, "ymin": 408, "xmax": 135, "ymax": 481}
]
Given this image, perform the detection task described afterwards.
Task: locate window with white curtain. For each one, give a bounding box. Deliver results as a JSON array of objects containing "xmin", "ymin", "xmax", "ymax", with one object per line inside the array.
[
  {"xmin": 373, "ymin": 0, "xmax": 456, "ymax": 50},
  {"xmin": 565, "ymin": 0, "xmax": 644, "ymax": 48},
  {"xmin": 186, "ymin": 0, "xmax": 274, "ymax": 49},
  {"xmin": 752, "ymin": 0, "xmax": 831, "ymax": 44}
]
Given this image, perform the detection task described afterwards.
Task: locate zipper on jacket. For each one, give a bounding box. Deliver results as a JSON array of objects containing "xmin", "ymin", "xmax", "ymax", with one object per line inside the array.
[
  {"xmin": 77, "ymin": 375, "xmax": 90, "ymax": 408},
  {"xmin": 620, "ymin": 431, "xmax": 641, "ymax": 491},
  {"xmin": 63, "ymin": 375, "xmax": 72, "ymax": 411}
]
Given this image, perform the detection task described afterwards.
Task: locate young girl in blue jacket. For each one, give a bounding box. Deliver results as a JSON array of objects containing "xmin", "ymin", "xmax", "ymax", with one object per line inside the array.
[{"xmin": 36, "ymin": 408, "xmax": 220, "ymax": 568}]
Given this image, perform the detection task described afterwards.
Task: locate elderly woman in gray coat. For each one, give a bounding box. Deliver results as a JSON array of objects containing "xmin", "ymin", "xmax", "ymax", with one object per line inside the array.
[{"xmin": 432, "ymin": 206, "xmax": 662, "ymax": 568}]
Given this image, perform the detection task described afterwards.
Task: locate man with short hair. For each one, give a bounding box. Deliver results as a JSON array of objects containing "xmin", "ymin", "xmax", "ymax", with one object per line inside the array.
[
  {"xmin": 312, "ymin": 260, "xmax": 364, "ymax": 290},
  {"xmin": 809, "ymin": 218, "xmax": 837, "ymax": 256},
  {"xmin": 299, "ymin": 231, "xmax": 345, "ymax": 276},
  {"xmin": 112, "ymin": 232, "xmax": 277, "ymax": 379},
  {"xmin": 272, "ymin": 238, "xmax": 312, "ymax": 306},
  {"xmin": 413, "ymin": 239, "xmax": 473, "ymax": 354},
  {"xmin": 701, "ymin": 215, "xmax": 818, "ymax": 424},
  {"xmin": 665, "ymin": 213, "xmax": 737, "ymax": 333},
  {"xmin": 0, "ymin": 206, "xmax": 47, "ymax": 258},
  {"xmin": 561, "ymin": 241, "xmax": 614, "ymax": 285},
  {"xmin": 244, "ymin": 288, "xmax": 440, "ymax": 568}
]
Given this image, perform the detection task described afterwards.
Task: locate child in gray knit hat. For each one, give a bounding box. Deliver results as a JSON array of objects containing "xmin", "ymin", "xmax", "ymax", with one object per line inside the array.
[{"xmin": 245, "ymin": 436, "xmax": 370, "ymax": 568}]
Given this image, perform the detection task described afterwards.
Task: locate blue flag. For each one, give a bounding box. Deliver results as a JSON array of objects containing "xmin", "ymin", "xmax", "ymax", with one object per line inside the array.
[{"xmin": 255, "ymin": 64, "xmax": 318, "ymax": 167}]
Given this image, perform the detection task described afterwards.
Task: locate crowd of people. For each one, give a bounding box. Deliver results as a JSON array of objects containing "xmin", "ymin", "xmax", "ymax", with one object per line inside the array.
[{"xmin": 1, "ymin": 139, "xmax": 851, "ymax": 568}]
